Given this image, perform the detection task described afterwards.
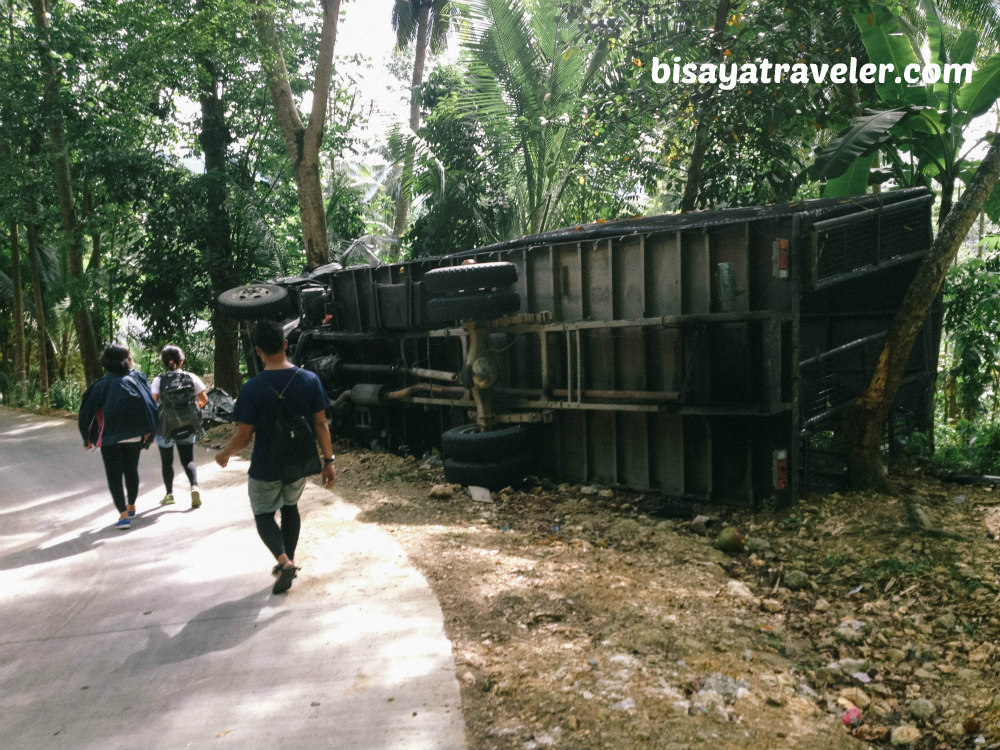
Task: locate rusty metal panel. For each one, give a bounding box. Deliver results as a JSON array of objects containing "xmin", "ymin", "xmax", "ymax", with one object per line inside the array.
[
  {"xmin": 684, "ymin": 417, "xmax": 711, "ymax": 497},
  {"xmin": 710, "ymin": 225, "xmax": 750, "ymax": 313},
  {"xmin": 611, "ymin": 235, "xmax": 651, "ymax": 486},
  {"xmin": 556, "ymin": 412, "xmax": 588, "ymax": 482},
  {"xmin": 617, "ymin": 412, "xmax": 650, "ymax": 489},
  {"xmin": 584, "ymin": 240, "xmax": 614, "ymax": 320},
  {"xmin": 613, "ymin": 237, "xmax": 646, "ymax": 319},
  {"xmin": 682, "ymin": 232, "xmax": 712, "ymax": 314},
  {"xmin": 645, "ymin": 233, "xmax": 682, "ymax": 317},
  {"xmin": 682, "ymin": 327, "xmax": 711, "ymax": 403},
  {"xmin": 711, "ymin": 419, "xmax": 753, "ymax": 504},
  {"xmin": 650, "ymin": 414, "xmax": 685, "ymax": 494},
  {"xmin": 556, "ymin": 243, "xmax": 583, "ymax": 321},
  {"xmin": 526, "ymin": 246, "xmax": 557, "ymax": 320},
  {"xmin": 647, "ymin": 327, "xmax": 683, "ymax": 394},
  {"xmin": 587, "ymin": 412, "xmax": 617, "ymax": 484}
]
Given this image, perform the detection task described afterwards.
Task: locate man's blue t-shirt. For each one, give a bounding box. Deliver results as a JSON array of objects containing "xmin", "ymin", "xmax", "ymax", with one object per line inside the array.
[{"xmin": 233, "ymin": 367, "xmax": 330, "ymax": 481}]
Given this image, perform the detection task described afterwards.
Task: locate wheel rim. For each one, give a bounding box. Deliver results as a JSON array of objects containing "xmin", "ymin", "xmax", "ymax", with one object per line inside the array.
[{"xmin": 236, "ymin": 285, "xmax": 278, "ymax": 302}]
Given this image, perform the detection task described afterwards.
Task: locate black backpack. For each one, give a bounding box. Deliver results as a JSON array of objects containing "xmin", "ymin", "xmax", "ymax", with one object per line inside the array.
[
  {"xmin": 156, "ymin": 370, "xmax": 204, "ymax": 441},
  {"xmin": 268, "ymin": 368, "xmax": 321, "ymax": 482}
]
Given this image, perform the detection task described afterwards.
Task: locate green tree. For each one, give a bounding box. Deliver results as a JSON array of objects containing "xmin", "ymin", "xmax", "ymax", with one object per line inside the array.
[
  {"xmin": 844, "ymin": 137, "xmax": 1000, "ymax": 489},
  {"xmin": 28, "ymin": 0, "xmax": 101, "ymax": 383},
  {"xmin": 812, "ymin": 0, "xmax": 1000, "ymax": 225},
  {"xmin": 252, "ymin": 0, "xmax": 341, "ymax": 269},
  {"xmin": 390, "ymin": 0, "xmax": 458, "ymax": 238},
  {"xmin": 461, "ymin": 0, "xmax": 613, "ymax": 234},
  {"xmin": 940, "ymin": 246, "xmax": 1000, "ymax": 421},
  {"xmin": 565, "ymin": 0, "xmax": 864, "ymax": 211},
  {"xmin": 806, "ymin": 0, "xmax": 1000, "ymax": 488},
  {"xmin": 406, "ymin": 66, "xmax": 514, "ymax": 256}
]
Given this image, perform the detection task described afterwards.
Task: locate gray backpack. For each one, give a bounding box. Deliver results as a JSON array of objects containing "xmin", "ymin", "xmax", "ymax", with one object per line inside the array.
[{"xmin": 156, "ymin": 370, "xmax": 204, "ymax": 441}]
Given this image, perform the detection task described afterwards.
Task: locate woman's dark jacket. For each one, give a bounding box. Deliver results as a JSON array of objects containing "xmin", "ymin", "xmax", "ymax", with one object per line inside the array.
[{"xmin": 78, "ymin": 370, "xmax": 158, "ymax": 447}]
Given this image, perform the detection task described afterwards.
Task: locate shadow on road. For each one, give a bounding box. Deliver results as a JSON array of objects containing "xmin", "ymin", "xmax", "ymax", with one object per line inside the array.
[
  {"xmin": 0, "ymin": 507, "xmax": 192, "ymax": 571},
  {"xmin": 117, "ymin": 588, "xmax": 288, "ymax": 672}
]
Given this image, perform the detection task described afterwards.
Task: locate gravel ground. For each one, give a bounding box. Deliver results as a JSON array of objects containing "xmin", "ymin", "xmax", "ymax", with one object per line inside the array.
[{"xmin": 203, "ymin": 424, "xmax": 1000, "ymax": 750}]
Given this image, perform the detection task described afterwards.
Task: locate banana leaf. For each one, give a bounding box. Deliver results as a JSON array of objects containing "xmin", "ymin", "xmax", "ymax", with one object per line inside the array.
[
  {"xmin": 810, "ymin": 108, "xmax": 915, "ymax": 182},
  {"xmin": 822, "ymin": 153, "xmax": 879, "ymax": 198},
  {"xmin": 856, "ymin": 7, "xmax": 926, "ymax": 106},
  {"xmin": 955, "ymin": 54, "xmax": 1000, "ymax": 123}
]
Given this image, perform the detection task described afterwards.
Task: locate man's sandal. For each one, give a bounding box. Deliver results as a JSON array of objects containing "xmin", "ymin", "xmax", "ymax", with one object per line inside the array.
[{"xmin": 272, "ymin": 565, "xmax": 298, "ymax": 594}]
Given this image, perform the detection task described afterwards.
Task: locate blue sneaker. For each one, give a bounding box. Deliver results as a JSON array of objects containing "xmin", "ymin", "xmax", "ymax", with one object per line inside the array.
[
  {"xmin": 114, "ymin": 517, "xmax": 131, "ymax": 530},
  {"xmin": 127, "ymin": 505, "xmax": 136, "ymax": 518}
]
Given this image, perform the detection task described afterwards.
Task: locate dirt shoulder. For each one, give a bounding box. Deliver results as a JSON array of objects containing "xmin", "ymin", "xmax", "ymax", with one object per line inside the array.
[{"xmin": 203, "ymin": 425, "xmax": 1000, "ymax": 750}]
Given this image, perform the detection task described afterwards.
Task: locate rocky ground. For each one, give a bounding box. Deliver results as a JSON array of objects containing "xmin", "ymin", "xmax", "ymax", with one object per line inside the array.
[{"xmin": 203, "ymin": 423, "xmax": 1000, "ymax": 750}]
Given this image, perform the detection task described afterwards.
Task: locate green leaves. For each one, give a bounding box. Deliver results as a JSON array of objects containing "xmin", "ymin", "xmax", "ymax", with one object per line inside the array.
[
  {"xmin": 955, "ymin": 55, "xmax": 1000, "ymax": 123},
  {"xmin": 855, "ymin": 5, "xmax": 925, "ymax": 106},
  {"xmin": 811, "ymin": 108, "xmax": 914, "ymax": 184},
  {"xmin": 461, "ymin": 0, "xmax": 612, "ymax": 233},
  {"xmin": 812, "ymin": 0, "xmax": 999, "ymax": 205}
]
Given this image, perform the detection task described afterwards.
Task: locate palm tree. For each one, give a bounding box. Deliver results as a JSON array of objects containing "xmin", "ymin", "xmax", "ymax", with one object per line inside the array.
[
  {"xmin": 463, "ymin": 0, "xmax": 609, "ymax": 234},
  {"xmin": 391, "ymin": 0, "xmax": 457, "ymax": 238}
]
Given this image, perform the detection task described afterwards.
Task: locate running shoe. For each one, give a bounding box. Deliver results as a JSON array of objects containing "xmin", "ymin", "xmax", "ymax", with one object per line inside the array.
[
  {"xmin": 159, "ymin": 493, "xmax": 175, "ymax": 506},
  {"xmin": 190, "ymin": 488, "xmax": 202, "ymax": 509},
  {"xmin": 114, "ymin": 517, "xmax": 131, "ymax": 530}
]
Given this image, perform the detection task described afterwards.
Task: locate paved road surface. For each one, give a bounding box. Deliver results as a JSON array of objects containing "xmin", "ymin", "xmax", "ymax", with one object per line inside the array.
[{"xmin": 0, "ymin": 407, "xmax": 466, "ymax": 750}]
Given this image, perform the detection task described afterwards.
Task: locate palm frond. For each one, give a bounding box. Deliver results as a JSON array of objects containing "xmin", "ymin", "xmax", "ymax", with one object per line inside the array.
[
  {"xmin": 392, "ymin": 0, "xmax": 419, "ymax": 49},
  {"xmin": 941, "ymin": 0, "xmax": 1000, "ymax": 45}
]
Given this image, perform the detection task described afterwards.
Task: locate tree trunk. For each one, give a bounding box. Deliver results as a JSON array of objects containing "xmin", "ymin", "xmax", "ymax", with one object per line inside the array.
[
  {"xmin": 2, "ymin": 51, "xmax": 25, "ymax": 383},
  {"xmin": 30, "ymin": 0, "xmax": 102, "ymax": 384},
  {"xmin": 253, "ymin": 0, "xmax": 341, "ymax": 269},
  {"xmin": 9, "ymin": 222, "xmax": 27, "ymax": 384},
  {"xmin": 392, "ymin": 0, "xmax": 430, "ymax": 238},
  {"xmin": 197, "ymin": 51, "xmax": 242, "ymax": 397},
  {"xmin": 680, "ymin": 0, "xmax": 731, "ymax": 213},
  {"xmin": 843, "ymin": 136, "xmax": 1000, "ymax": 489},
  {"xmin": 26, "ymin": 223, "xmax": 50, "ymax": 412},
  {"xmin": 83, "ymin": 180, "xmax": 102, "ymax": 272},
  {"xmin": 938, "ymin": 174, "xmax": 955, "ymax": 228}
]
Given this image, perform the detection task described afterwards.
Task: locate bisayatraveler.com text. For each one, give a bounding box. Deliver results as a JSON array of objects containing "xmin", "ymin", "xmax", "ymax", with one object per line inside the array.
[{"xmin": 650, "ymin": 56, "xmax": 975, "ymax": 90}]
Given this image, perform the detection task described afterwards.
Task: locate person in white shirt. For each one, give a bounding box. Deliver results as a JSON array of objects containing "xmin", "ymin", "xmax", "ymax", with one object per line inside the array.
[{"xmin": 151, "ymin": 345, "xmax": 208, "ymax": 508}]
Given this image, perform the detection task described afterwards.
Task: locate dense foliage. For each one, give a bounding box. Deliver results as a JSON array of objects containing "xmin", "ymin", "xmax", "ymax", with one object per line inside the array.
[{"xmin": 2, "ymin": 0, "xmax": 1000, "ymax": 482}]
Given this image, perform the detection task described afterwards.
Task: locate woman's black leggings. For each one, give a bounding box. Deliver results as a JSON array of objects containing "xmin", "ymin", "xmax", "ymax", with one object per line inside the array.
[
  {"xmin": 100, "ymin": 443, "xmax": 143, "ymax": 513},
  {"xmin": 159, "ymin": 443, "xmax": 197, "ymax": 494},
  {"xmin": 254, "ymin": 505, "xmax": 301, "ymax": 561}
]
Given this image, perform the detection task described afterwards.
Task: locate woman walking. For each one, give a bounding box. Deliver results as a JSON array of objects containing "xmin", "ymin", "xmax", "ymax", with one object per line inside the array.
[
  {"xmin": 151, "ymin": 345, "xmax": 208, "ymax": 508},
  {"xmin": 78, "ymin": 343, "xmax": 159, "ymax": 529}
]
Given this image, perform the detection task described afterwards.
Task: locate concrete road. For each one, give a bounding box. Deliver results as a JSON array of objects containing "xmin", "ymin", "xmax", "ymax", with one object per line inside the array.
[{"xmin": 0, "ymin": 407, "xmax": 466, "ymax": 750}]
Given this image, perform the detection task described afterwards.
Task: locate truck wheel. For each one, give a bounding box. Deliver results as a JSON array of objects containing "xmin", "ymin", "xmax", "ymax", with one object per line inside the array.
[
  {"xmin": 427, "ymin": 289, "xmax": 520, "ymax": 323},
  {"xmin": 442, "ymin": 423, "xmax": 532, "ymax": 461},
  {"xmin": 217, "ymin": 284, "xmax": 289, "ymax": 320},
  {"xmin": 443, "ymin": 452, "xmax": 534, "ymax": 489},
  {"xmin": 423, "ymin": 262, "xmax": 518, "ymax": 294}
]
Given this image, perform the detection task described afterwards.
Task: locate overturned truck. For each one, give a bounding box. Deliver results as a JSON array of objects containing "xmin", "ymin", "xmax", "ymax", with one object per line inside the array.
[{"xmin": 219, "ymin": 187, "xmax": 938, "ymax": 508}]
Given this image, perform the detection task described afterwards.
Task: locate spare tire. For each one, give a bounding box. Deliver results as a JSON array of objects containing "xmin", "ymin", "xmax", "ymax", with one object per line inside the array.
[
  {"xmin": 423, "ymin": 262, "xmax": 518, "ymax": 294},
  {"xmin": 442, "ymin": 423, "xmax": 532, "ymax": 461},
  {"xmin": 443, "ymin": 452, "xmax": 534, "ymax": 490},
  {"xmin": 217, "ymin": 284, "xmax": 290, "ymax": 320},
  {"xmin": 427, "ymin": 289, "xmax": 520, "ymax": 323}
]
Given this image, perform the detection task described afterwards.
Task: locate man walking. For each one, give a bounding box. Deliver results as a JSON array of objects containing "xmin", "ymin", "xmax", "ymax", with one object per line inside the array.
[{"xmin": 215, "ymin": 319, "xmax": 337, "ymax": 594}]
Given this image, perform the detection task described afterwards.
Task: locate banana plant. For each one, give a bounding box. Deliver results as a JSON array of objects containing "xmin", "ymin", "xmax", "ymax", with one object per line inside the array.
[{"xmin": 810, "ymin": 0, "xmax": 1000, "ymax": 225}]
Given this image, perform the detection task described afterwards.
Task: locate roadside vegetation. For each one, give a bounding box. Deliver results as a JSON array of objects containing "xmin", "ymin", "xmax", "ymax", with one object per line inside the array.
[{"xmin": 4, "ymin": 4, "xmax": 1000, "ymax": 505}]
